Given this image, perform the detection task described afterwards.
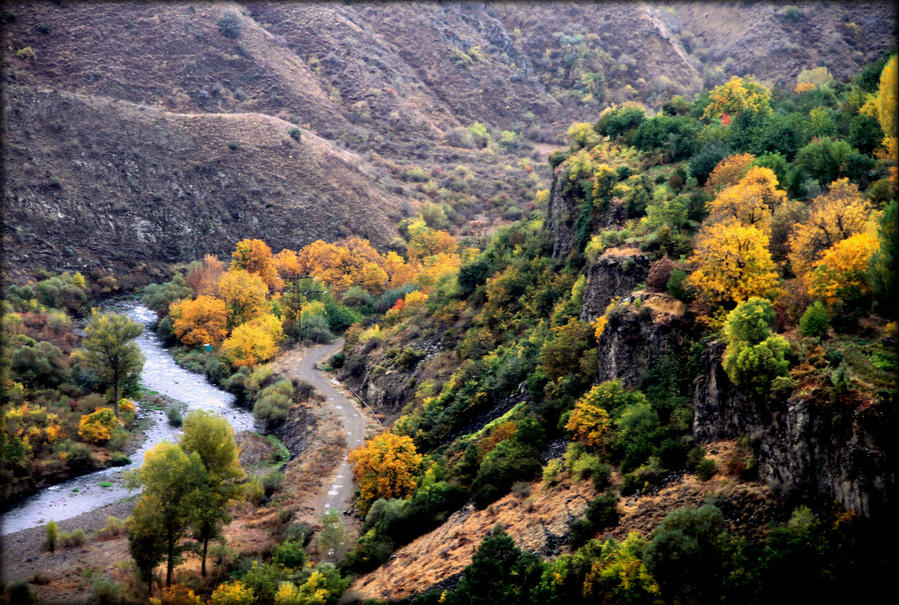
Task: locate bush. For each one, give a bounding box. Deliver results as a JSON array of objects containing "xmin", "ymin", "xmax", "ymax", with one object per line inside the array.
[
  {"xmin": 45, "ymin": 520, "xmax": 58, "ymax": 552},
  {"xmin": 285, "ymin": 522, "xmax": 314, "ymax": 546},
  {"xmin": 569, "ymin": 493, "xmax": 619, "ymax": 547},
  {"xmin": 799, "ymin": 301, "xmax": 830, "ymax": 339},
  {"xmin": 217, "ymin": 10, "xmax": 242, "ymax": 38},
  {"xmin": 166, "ymin": 406, "xmax": 183, "ymax": 427},
  {"xmin": 287, "ymin": 127, "xmax": 302, "ymax": 142},
  {"xmin": 695, "ymin": 458, "xmax": 717, "ymax": 480},
  {"xmin": 5, "ymin": 581, "xmax": 34, "ymax": 604},
  {"xmin": 253, "ymin": 380, "xmax": 295, "ymax": 428},
  {"xmin": 647, "ymin": 257, "xmax": 679, "ymax": 292},
  {"xmin": 90, "ymin": 578, "xmax": 122, "ymax": 605},
  {"xmin": 60, "ymin": 528, "xmax": 87, "ymax": 547},
  {"xmin": 262, "ymin": 470, "xmax": 284, "ymax": 496},
  {"xmin": 272, "ymin": 540, "xmax": 307, "ymax": 569},
  {"xmin": 97, "ymin": 516, "xmax": 125, "ymax": 539}
]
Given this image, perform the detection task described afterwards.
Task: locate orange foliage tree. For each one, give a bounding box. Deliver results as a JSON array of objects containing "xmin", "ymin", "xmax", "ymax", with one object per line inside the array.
[
  {"xmin": 169, "ymin": 295, "xmax": 228, "ymax": 346},
  {"xmin": 565, "ymin": 387, "xmax": 613, "ymax": 450},
  {"xmin": 687, "ymin": 221, "xmax": 780, "ymax": 306},
  {"xmin": 217, "ymin": 269, "xmax": 268, "ymax": 328},
  {"xmin": 348, "ymin": 432, "xmax": 424, "ymax": 513},
  {"xmin": 221, "ymin": 314, "xmax": 283, "ymax": 367},
  {"xmin": 297, "ymin": 237, "xmax": 387, "ymax": 294},
  {"xmin": 787, "ymin": 179, "xmax": 871, "ymax": 276},
  {"xmin": 231, "ymin": 239, "xmax": 281, "ymax": 291},
  {"xmin": 705, "ymin": 153, "xmax": 757, "ymax": 192},
  {"xmin": 185, "ymin": 254, "xmax": 225, "ymax": 297},
  {"xmin": 406, "ymin": 217, "xmax": 458, "ymax": 263}
]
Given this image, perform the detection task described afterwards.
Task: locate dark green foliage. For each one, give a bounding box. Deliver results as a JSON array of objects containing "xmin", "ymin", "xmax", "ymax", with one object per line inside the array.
[
  {"xmin": 287, "ymin": 127, "xmax": 302, "ymax": 142},
  {"xmin": 644, "ymin": 505, "xmax": 727, "ymax": 604},
  {"xmin": 472, "ymin": 439, "xmax": 542, "ymax": 508},
  {"xmin": 666, "ymin": 268, "xmax": 692, "ymax": 301},
  {"xmin": 855, "ymin": 52, "xmax": 894, "ymax": 93},
  {"xmin": 689, "ymin": 143, "xmax": 731, "ymax": 185},
  {"xmin": 799, "ymin": 301, "xmax": 830, "ymax": 339},
  {"xmin": 457, "ymin": 258, "xmax": 491, "ymax": 300},
  {"xmin": 728, "ymin": 110, "xmax": 808, "ymax": 160},
  {"xmin": 869, "ymin": 200, "xmax": 897, "ymax": 317},
  {"xmin": 34, "ymin": 273, "xmax": 88, "ymax": 316},
  {"xmin": 595, "ymin": 105, "xmax": 646, "ymax": 140},
  {"xmin": 569, "ymin": 493, "xmax": 619, "ymax": 547},
  {"xmin": 847, "ymin": 114, "xmax": 883, "ymax": 155},
  {"xmin": 695, "ymin": 458, "xmax": 717, "ymax": 480},
  {"xmin": 141, "ymin": 273, "xmax": 192, "ymax": 317},
  {"xmin": 632, "ymin": 115, "xmax": 699, "ymax": 161},
  {"xmin": 10, "ymin": 341, "xmax": 65, "ymax": 388},
  {"xmin": 272, "ymin": 540, "xmax": 306, "ymax": 569},
  {"xmin": 166, "ymin": 406, "xmax": 182, "ymax": 427},
  {"xmin": 794, "ymin": 137, "xmax": 864, "ymax": 186},
  {"xmin": 323, "ymin": 298, "xmax": 362, "ymax": 334}
]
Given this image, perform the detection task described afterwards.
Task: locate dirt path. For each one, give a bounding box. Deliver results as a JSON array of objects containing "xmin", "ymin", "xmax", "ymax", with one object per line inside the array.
[{"xmin": 294, "ymin": 340, "xmax": 370, "ymax": 513}]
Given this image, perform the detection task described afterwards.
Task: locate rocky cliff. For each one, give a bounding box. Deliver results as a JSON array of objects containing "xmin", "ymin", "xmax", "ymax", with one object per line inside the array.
[{"xmin": 693, "ymin": 342, "xmax": 895, "ymax": 519}]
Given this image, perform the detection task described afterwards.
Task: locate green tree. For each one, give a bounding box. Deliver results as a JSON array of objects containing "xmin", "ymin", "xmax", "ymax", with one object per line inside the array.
[
  {"xmin": 180, "ymin": 410, "xmax": 245, "ymax": 576},
  {"xmin": 79, "ymin": 311, "xmax": 144, "ymax": 417},
  {"xmin": 869, "ymin": 200, "xmax": 897, "ymax": 317},
  {"xmin": 127, "ymin": 495, "xmax": 167, "ymax": 598},
  {"xmin": 799, "ymin": 301, "xmax": 830, "ymax": 339},
  {"xmin": 722, "ymin": 298, "xmax": 791, "ymax": 396},
  {"xmin": 132, "ymin": 442, "xmax": 206, "ymax": 587}
]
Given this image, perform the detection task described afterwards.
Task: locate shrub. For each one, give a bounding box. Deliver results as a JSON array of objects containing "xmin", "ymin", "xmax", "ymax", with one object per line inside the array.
[
  {"xmin": 90, "ymin": 578, "xmax": 122, "ymax": 605},
  {"xmin": 78, "ymin": 408, "xmax": 118, "ymax": 443},
  {"xmin": 217, "ymin": 10, "xmax": 242, "ymax": 38},
  {"xmin": 285, "ymin": 522, "xmax": 314, "ymax": 546},
  {"xmin": 272, "ymin": 540, "xmax": 307, "ymax": 569},
  {"xmin": 799, "ymin": 301, "xmax": 829, "ymax": 339},
  {"xmin": 45, "ymin": 520, "xmax": 58, "ymax": 552},
  {"xmin": 60, "ymin": 528, "xmax": 87, "ymax": 547},
  {"xmin": 253, "ymin": 380, "xmax": 295, "ymax": 428},
  {"xmin": 647, "ymin": 257, "xmax": 679, "ymax": 292},
  {"xmin": 97, "ymin": 516, "xmax": 125, "ymax": 539},
  {"xmin": 6, "ymin": 581, "xmax": 34, "ymax": 604},
  {"xmin": 695, "ymin": 458, "xmax": 717, "ymax": 480},
  {"xmin": 166, "ymin": 406, "xmax": 183, "ymax": 427},
  {"xmin": 244, "ymin": 477, "xmax": 265, "ymax": 504},
  {"xmin": 569, "ymin": 493, "xmax": 620, "ymax": 547},
  {"xmin": 542, "ymin": 459, "xmax": 563, "ymax": 485},
  {"xmin": 287, "ymin": 127, "xmax": 301, "ymax": 142},
  {"xmin": 262, "ymin": 470, "xmax": 284, "ymax": 496}
]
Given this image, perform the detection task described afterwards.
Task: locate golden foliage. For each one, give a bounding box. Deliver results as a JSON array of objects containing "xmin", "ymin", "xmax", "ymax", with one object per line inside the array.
[
  {"xmin": 565, "ymin": 387, "xmax": 613, "ymax": 449},
  {"xmin": 876, "ymin": 55, "xmax": 897, "ymax": 139},
  {"xmin": 688, "ymin": 221, "xmax": 780, "ymax": 305},
  {"xmin": 348, "ymin": 432, "xmax": 424, "ymax": 512},
  {"xmin": 805, "ymin": 233, "xmax": 879, "ymax": 304},
  {"xmin": 274, "ymin": 249, "xmax": 304, "ymax": 281},
  {"xmin": 170, "ymin": 295, "xmax": 228, "ymax": 346},
  {"xmin": 217, "ymin": 269, "xmax": 268, "ymax": 328},
  {"xmin": 787, "ymin": 179, "xmax": 871, "ymax": 276},
  {"xmin": 209, "ymin": 581, "xmax": 255, "ymax": 605},
  {"xmin": 221, "ymin": 313, "xmax": 283, "ymax": 367},
  {"xmin": 705, "ymin": 153, "xmax": 756, "ymax": 192},
  {"xmin": 702, "ymin": 76, "xmax": 772, "ymax": 121},
  {"xmin": 231, "ymin": 239, "xmax": 281, "ymax": 291},
  {"xmin": 707, "ymin": 166, "xmax": 786, "ymax": 233},
  {"xmin": 78, "ymin": 408, "xmax": 119, "ymax": 443}
]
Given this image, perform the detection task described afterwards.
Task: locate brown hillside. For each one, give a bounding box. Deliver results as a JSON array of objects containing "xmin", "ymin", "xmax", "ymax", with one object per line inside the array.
[{"xmin": 2, "ymin": 85, "xmax": 401, "ymax": 281}]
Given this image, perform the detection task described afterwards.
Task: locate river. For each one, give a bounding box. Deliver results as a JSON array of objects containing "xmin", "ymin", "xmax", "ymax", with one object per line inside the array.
[{"xmin": 1, "ymin": 302, "xmax": 257, "ymax": 536}]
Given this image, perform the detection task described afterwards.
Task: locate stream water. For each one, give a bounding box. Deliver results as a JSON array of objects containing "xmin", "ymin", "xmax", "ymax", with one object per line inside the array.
[{"xmin": 1, "ymin": 302, "xmax": 257, "ymax": 536}]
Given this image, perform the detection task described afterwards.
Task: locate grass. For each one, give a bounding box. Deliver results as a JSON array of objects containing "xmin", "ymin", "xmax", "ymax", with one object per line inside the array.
[
  {"xmin": 826, "ymin": 335, "xmax": 897, "ymax": 394},
  {"xmin": 98, "ymin": 481, "xmax": 112, "ymax": 487}
]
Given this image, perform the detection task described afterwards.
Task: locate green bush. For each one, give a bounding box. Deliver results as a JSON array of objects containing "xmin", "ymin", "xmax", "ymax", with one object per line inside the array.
[
  {"xmin": 166, "ymin": 406, "xmax": 183, "ymax": 427},
  {"xmin": 45, "ymin": 520, "xmax": 58, "ymax": 552},
  {"xmin": 722, "ymin": 298, "xmax": 791, "ymax": 397},
  {"xmin": 90, "ymin": 578, "xmax": 122, "ymax": 605},
  {"xmin": 60, "ymin": 528, "xmax": 87, "ymax": 547},
  {"xmin": 569, "ymin": 493, "xmax": 619, "ymax": 547},
  {"xmin": 287, "ymin": 127, "xmax": 302, "ymax": 142},
  {"xmin": 262, "ymin": 470, "xmax": 284, "ymax": 496},
  {"xmin": 695, "ymin": 458, "xmax": 717, "ymax": 480},
  {"xmin": 96, "ymin": 516, "xmax": 125, "ymax": 539},
  {"xmin": 800, "ymin": 301, "xmax": 830, "ymax": 339},
  {"xmin": 272, "ymin": 540, "xmax": 307, "ymax": 569},
  {"xmin": 253, "ymin": 379, "xmax": 295, "ymax": 428},
  {"xmin": 285, "ymin": 522, "xmax": 314, "ymax": 546}
]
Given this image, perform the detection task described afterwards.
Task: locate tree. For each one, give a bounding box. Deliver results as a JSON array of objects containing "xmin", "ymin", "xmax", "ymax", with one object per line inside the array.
[
  {"xmin": 448, "ymin": 528, "xmax": 543, "ymax": 605},
  {"xmin": 869, "ymin": 200, "xmax": 897, "ymax": 317},
  {"xmin": 180, "ymin": 410, "xmax": 245, "ymax": 576},
  {"xmin": 316, "ymin": 509, "xmax": 347, "ymax": 563},
  {"xmin": 799, "ymin": 301, "xmax": 829, "ymax": 339},
  {"xmin": 79, "ymin": 311, "xmax": 144, "ymax": 417},
  {"xmin": 687, "ymin": 221, "xmax": 780, "ymax": 306},
  {"xmin": 707, "ymin": 166, "xmax": 786, "ymax": 233},
  {"xmin": 705, "ymin": 153, "xmax": 756, "ymax": 192},
  {"xmin": 875, "ymin": 55, "xmax": 897, "ymax": 140},
  {"xmin": 186, "ymin": 254, "xmax": 225, "ymax": 297},
  {"xmin": 644, "ymin": 505, "xmax": 728, "ymax": 604},
  {"xmin": 722, "ymin": 298, "xmax": 790, "ymax": 396},
  {"xmin": 349, "ymin": 432, "xmax": 423, "ymax": 513},
  {"xmin": 217, "ymin": 269, "xmax": 268, "ymax": 328},
  {"xmin": 565, "ymin": 388, "xmax": 613, "ymax": 450},
  {"xmin": 231, "ymin": 239, "xmax": 281, "ymax": 291},
  {"xmin": 134, "ymin": 441, "xmax": 206, "ymax": 587},
  {"xmin": 221, "ymin": 313, "xmax": 283, "ymax": 367},
  {"xmin": 788, "ymin": 179, "xmax": 871, "ymax": 276},
  {"xmin": 78, "ymin": 407, "xmax": 119, "ymax": 443},
  {"xmin": 805, "ymin": 233, "xmax": 878, "ymax": 309},
  {"xmin": 170, "ymin": 295, "xmax": 228, "ymax": 346},
  {"xmin": 128, "ymin": 494, "xmax": 167, "ymax": 597},
  {"xmin": 702, "ymin": 76, "xmax": 772, "ymax": 121}
]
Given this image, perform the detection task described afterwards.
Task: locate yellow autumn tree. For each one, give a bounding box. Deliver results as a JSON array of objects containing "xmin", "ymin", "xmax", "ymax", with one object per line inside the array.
[
  {"xmin": 231, "ymin": 239, "xmax": 281, "ymax": 291},
  {"xmin": 687, "ymin": 221, "xmax": 780, "ymax": 306},
  {"xmin": 705, "ymin": 153, "xmax": 756, "ymax": 192},
  {"xmin": 383, "ymin": 251, "xmax": 417, "ymax": 289},
  {"xmin": 274, "ymin": 248, "xmax": 304, "ymax": 282},
  {"xmin": 348, "ymin": 432, "xmax": 423, "ymax": 513},
  {"xmin": 707, "ymin": 166, "xmax": 786, "ymax": 233},
  {"xmin": 876, "ymin": 55, "xmax": 897, "ymax": 141},
  {"xmin": 406, "ymin": 217, "xmax": 458, "ymax": 263},
  {"xmin": 787, "ymin": 179, "xmax": 871, "ymax": 276},
  {"xmin": 565, "ymin": 388, "xmax": 613, "ymax": 450},
  {"xmin": 221, "ymin": 313, "xmax": 283, "ymax": 367},
  {"xmin": 296, "ymin": 237, "xmax": 386, "ymax": 294},
  {"xmin": 217, "ymin": 269, "xmax": 268, "ymax": 328},
  {"xmin": 78, "ymin": 408, "xmax": 119, "ymax": 443},
  {"xmin": 702, "ymin": 76, "xmax": 772, "ymax": 121},
  {"xmin": 169, "ymin": 295, "xmax": 228, "ymax": 346},
  {"xmin": 805, "ymin": 233, "xmax": 879, "ymax": 305}
]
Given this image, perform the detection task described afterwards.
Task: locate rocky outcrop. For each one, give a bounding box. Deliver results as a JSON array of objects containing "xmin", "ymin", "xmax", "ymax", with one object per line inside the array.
[
  {"xmin": 580, "ymin": 251, "xmax": 650, "ymax": 321},
  {"xmin": 594, "ymin": 298, "xmax": 693, "ymax": 388},
  {"xmin": 693, "ymin": 342, "xmax": 895, "ymax": 519}
]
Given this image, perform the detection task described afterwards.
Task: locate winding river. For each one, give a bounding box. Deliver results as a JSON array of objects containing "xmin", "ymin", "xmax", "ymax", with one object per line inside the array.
[{"xmin": 1, "ymin": 303, "xmax": 257, "ymax": 536}]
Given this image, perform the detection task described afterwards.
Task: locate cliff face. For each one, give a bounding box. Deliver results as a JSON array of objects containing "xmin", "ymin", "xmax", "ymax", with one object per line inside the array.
[
  {"xmin": 579, "ymin": 251, "xmax": 650, "ymax": 321},
  {"xmin": 693, "ymin": 342, "xmax": 895, "ymax": 519}
]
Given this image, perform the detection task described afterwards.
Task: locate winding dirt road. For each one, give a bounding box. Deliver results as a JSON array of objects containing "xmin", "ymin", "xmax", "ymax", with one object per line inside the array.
[{"xmin": 296, "ymin": 339, "xmax": 367, "ymax": 512}]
